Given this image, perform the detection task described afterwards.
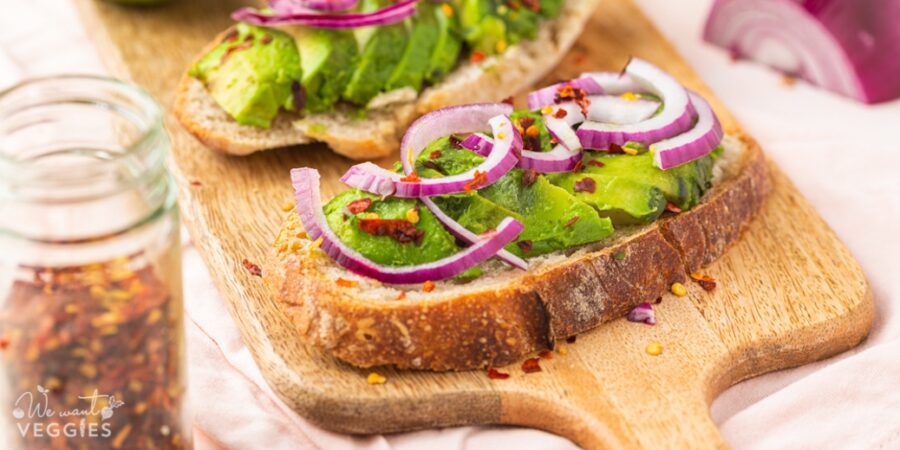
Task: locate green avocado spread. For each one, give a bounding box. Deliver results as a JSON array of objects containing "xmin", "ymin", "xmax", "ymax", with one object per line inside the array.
[
  {"xmin": 191, "ymin": 0, "xmax": 563, "ymax": 126},
  {"xmin": 317, "ymin": 115, "xmax": 719, "ymax": 279}
]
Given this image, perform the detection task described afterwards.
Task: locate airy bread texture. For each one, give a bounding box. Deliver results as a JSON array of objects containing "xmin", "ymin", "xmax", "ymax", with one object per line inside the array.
[
  {"xmin": 265, "ymin": 133, "xmax": 771, "ymax": 371},
  {"xmin": 173, "ymin": 0, "xmax": 600, "ymax": 159}
]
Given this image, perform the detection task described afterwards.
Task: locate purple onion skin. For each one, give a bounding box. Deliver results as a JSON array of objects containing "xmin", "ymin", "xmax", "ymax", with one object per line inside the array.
[{"xmin": 705, "ymin": 0, "xmax": 900, "ymax": 103}]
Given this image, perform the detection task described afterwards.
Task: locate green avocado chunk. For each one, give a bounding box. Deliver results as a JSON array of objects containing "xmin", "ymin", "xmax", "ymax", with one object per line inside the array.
[
  {"xmin": 416, "ymin": 138, "xmax": 615, "ymax": 257},
  {"xmin": 497, "ymin": 5, "xmax": 540, "ymax": 44},
  {"xmin": 189, "ymin": 24, "xmax": 301, "ymax": 128},
  {"xmin": 427, "ymin": 3, "xmax": 464, "ymax": 82},
  {"xmin": 289, "ymin": 27, "xmax": 358, "ymax": 113},
  {"xmin": 386, "ymin": 4, "xmax": 441, "ymax": 92},
  {"xmin": 547, "ymin": 150, "xmax": 716, "ymax": 225},
  {"xmin": 323, "ymin": 190, "xmax": 462, "ymax": 267},
  {"xmin": 343, "ymin": 0, "xmax": 409, "ymax": 106}
]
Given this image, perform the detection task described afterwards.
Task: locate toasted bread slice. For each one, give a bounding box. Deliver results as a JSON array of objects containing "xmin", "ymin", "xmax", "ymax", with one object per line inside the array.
[
  {"xmin": 264, "ymin": 133, "xmax": 771, "ymax": 371},
  {"xmin": 173, "ymin": 0, "xmax": 599, "ymax": 159}
]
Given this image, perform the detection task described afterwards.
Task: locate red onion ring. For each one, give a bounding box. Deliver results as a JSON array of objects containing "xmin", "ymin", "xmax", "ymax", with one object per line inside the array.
[
  {"xmin": 585, "ymin": 95, "xmax": 660, "ymax": 124},
  {"xmin": 460, "ymin": 132, "xmax": 493, "ymax": 156},
  {"xmin": 233, "ymin": 0, "xmax": 416, "ymax": 28},
  {"xmin": 519, "ymin": 144, "xmax": 583, "ymax": 173},
  {"xmin": 576, "ymin": 58, "xmax": 695, "ymax": 150},
  {"xmin": 526, "ymin": 76, "xmax": 603, "ymax": 111},
  {"xmin": 268, "ymin": 0, "xmax": 359, "ymax": 13},
  {"xmin": 652, "ymin": 92, "xmax": 723, "ymax": 170},
  {"xmin": 543, "ymin": 113, "xmax": 581, "ymax": 151},
  {"xmin": 292, "ymin": 167, "xmax": 525, "ymax": 284}
]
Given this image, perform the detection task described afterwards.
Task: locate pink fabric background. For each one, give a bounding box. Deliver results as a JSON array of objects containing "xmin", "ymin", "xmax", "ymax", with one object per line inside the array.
[{"xmin": 2, "ymin": 1, "xmax": 898, "ymax": 448}]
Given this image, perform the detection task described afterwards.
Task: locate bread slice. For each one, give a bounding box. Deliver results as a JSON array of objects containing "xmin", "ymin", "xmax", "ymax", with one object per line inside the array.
[
  {"xmin": 173, "ymin": 0, "xmax": 599, "ymax": 159},
  {"xmin": 264, "ymin": 133, "xmax": 771, "ymax": 370}
]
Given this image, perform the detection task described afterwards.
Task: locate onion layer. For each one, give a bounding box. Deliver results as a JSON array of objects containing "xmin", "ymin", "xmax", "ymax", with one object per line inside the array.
[
  {"xmin": 526, "ymin": 76, "xmax": 604, "ymax": 111},
  {"xmin": 586, "ymin": 95, "xmax": 660, "ymax": 124},
  {"xmin": 576, "ymin": 58, "xmax": 694, "ymax": 150},
  {"xmin": 233, "ymin": 0, "xmax": 416, "ymax": 28},
  {"xmin": 652, "ymin": 92, "xmax": 723, "ymax": 170},
  {"xmin": 292, "ymin": 167, "xmax": 524, "ymax": 284},
  {"xmin": 268, "ymin": 0, "xmax": 359, "ymax": 13}
]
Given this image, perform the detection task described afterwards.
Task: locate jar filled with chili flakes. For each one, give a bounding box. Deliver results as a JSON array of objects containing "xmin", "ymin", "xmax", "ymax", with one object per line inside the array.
[{"xmin": 0, "ymin": 76, "xmax": 190, "ymax": 449}]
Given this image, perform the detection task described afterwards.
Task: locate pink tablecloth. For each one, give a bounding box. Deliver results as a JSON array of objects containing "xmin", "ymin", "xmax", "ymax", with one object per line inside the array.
[{"xmin": 2, "ymin": 1, "xmax": 899, "ymax": 448}]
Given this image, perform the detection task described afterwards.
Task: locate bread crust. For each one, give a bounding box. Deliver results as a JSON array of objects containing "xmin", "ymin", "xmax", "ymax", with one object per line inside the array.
[
  {"xmin": 173, "ymin": 0, "xmax": 599, "ymax": 159},
  {"xmin": 265, "ymin": 134, "xmax": 771, "ymax": 371}
]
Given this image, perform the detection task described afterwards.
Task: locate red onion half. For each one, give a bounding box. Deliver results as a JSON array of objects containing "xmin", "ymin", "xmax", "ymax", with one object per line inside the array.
[
  {"xmin": 704, "ymin": 0, "xmax": 900, "ymax": 103},
  {"xmin": 233, "ymin": 0, "xmax": 416, "ymax": 28},
  {"xmin": 652, "ymin": 92, "xmax": 723, "ymax": 170},
  {"xmin": 292, "ymin": 167, "xmax": 524, "ymax": 284},
  {"xmin": 576, "ymin": 58, "xmax": 695, "ymax": 150}
]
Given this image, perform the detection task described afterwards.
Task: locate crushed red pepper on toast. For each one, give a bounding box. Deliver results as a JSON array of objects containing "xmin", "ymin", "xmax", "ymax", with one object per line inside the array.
[
  {"xmin": 521, "ymin": 357, "xmax": 542, "ymax": 373},
  {"xmin": 242, "ymin": 259, "xmax": 263, "ymax": 277},
  {"xmin": 487, "ymin": 367, "xmax": 511, "ymax": 380},
  {"xmin": 690, "ymin": 272, "xmax": 717, "ymax": 291},
  {"xmin": 346, "ymin": 198, "xmax": 373, "ymax": 214}
]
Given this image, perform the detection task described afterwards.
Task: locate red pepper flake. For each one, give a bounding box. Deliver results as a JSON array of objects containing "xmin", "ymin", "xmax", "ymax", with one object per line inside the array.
[
  {"xmin": 358, "ymin": 218, "xmax": 425, "ymax": 246},
  {"xmin": 429, "ymin": 150, "xmax": 442, "ymax": 159},
  {"xmin": 244, "ymin": 34, "xmax": 255, "ymax": 43},
  {"xmin": 521, "ymin": 0, "xmax": 540, "ymax": 12},
  {"xmin": 220, "ymin": 40, "xmax": 254, "ymax": 65},
  {"xmin": 400, "ymin": 171, "xmax": 421, "ymax": 183},
  {"xmin": 223, "ymin": 29, "xmax": 239, "ymax": 42},
  {"xmin": 521, "ymin": 169, "xmax": 538, "ymax": 187},
  {"xmin": 346, "ymin": 198, "xmax": 373, "ymax": 214},
  {"xmin": 665, "ymin": 202, "xmax": 683, "ymax": 214},
  {"xmin": 573, "ymin": 52, "xmax": 586, "ymax": 66},
  {"xmin": 422, "ymin": 160, "xmax": 440, "ymax": 170},
  {"xmin": 539, "ymin": 350, "xmax": 553, "ymax": 360},
  {"xmin": 654, "ymin": 296, "xmax": 663, "ymax": 304},
  {"xmin": 554, "ymin": 84, "xmax": 590, "ymax": 115},
  {"xmin": 464, "ymin": 170, "xmax": 488, "ymax": 192},
  {"xmin": 518, "ymin": 117, "xmax": 535, "ymax": 129},
  {"xmin": 0, "ymin": 337, "xmax": 9, "ymax": 350},
  {"xmin": 242, "ymin": 259, "xmax": 263, "ymax": 277},
  {"xmin": 487, "ymin": 367, "xmax": 511, "ymax": 380},
  {"xmin": 261, "ymin": 34, "xmax": 274, "ymax": 45},
  {"xmin": 517, "ymin": 240, "xmax": 533, "ymax": 252},
  {"xmin": 422, "ymin": 280, "xmax": 436, "ymax": 293},
  {"xmin": 587, "ymin": 159, "xmax": 605, "ymax": 168},
  {"xmin": 566, "ymin": 335, "xmax": 577, "ymax": 343},
  {"xmin": 449, "ymin": 135, "xmax": 462, "ymax": 148},
  {"xmin": 608, "ymin": 143, "xmax": 625, "ymax": 154},
  {"xmin": 573, "ymin": 159, "xmax": 584, "ymax": 172},
  {"xmin": 502, "ymin": 96, "xmax": 515, "ymax": 106},
  {"xmin": 189, "ymin": 179, "xmax": 203, "ymax": 187},
  {"xmin": 470, "ymin": 51, "xmax": 486, "ymax": 64},
  {"xmin": 396, "ymin": 291, "xmax": 406, "ymax": 300},
  {"xmin": 521, "ymin": 357, "xmax": 542, "ymax": 374},
  {"xmin": 336, "ymin": 278, "xmax": 358, "ymax": 288},
  {"xmin": 553, "ymin": 108, "xmax": 568, "ymax": 119},
  {"xmin": 563, "ymin": 215, "xmax": 580, "ymax": 228},
  {"xmin": 690, "ymin": 272, "xmax": 717, "ymax": 291},
  {"xmin": 574, "ymin": 177, "xmax": 596, "ymax": 193}
]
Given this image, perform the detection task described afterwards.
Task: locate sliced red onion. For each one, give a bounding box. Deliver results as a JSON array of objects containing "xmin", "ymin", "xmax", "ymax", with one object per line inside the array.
[
  {"xmin": 460, "ymin": 133, "xmax": 493, "ymax": 156},
  {"xmin": 652, "ymin": 92, "xmax": 724, "ymax": 170},
  {"xmin": 576, "ymin": 58, "xmax": 695, "ymax": 150},
  {"xmin": 580, "ymin": 72, "xmax": 645, "ymax": 94},
  {"xmin": 292, "ymin": 167, "xmax": 524, "ymax": 284},
  {"xmin": 586, "ymin": 95, "xmax": 660, "ymax": 124},
  {"xmin": 519, "ymin": 144, "xmax": 583, "ymax": 173},
  {"xmin": 543, "ymin": 113, "xmax": 582, "ymax": 152},
  {"xmin": 526, "ymin": 76, "xmax": 603, "ymax": 111},
  {"xmin": 233, "ymin": 0, "xmax": 416, "ymax": 28},
  {"xmin": 704, "ymin": 0, "xmax": 900, "ymax": 104},
  {"xmin": 345, "ymin": 113, "xmax": 520, "ymax": 197},
  {"xmin": 400, "ymin": 103, "xmax": 513, "ymax": 173},
  {"xmin": 627, "ymin": 302, "xmax": 656, "ymax": 325},
  {"xmin": 553, "ymin": 102, "xmax": 586, "ymax": 126},
  {"xmin": 268, "ymin": 0, "xmax": 359, "ymax": 13}
]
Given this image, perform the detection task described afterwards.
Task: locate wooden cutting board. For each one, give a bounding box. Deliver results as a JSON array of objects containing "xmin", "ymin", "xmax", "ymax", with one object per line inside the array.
[{"xmin": 75, "ymin": 0, "xmax": 873, "ymax": 448}]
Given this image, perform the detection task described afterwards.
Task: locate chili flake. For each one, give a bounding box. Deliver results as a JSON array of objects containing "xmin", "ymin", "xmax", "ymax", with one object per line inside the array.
[
  {"xmin": 346, "ymin": 197, "xmax": 373, "ymax": 214},
  {"xmin": 553, "ymin": 108, "xmax": 568, "ymax": 119},
  {"xmin": 525, "ymin": 125, "xmax": 540, "ymax": 138},
  {"xmin": 0, "ymin": 337, "xmax": 9, "ymax": 350},
  {"xmin": 220, "ymin": 40, "xmax": 254, "ymax": 65},
  {"xmin": 261, "ymin": 34, "xmax": 274, "ymax": 45},
  {"xmin": 574, "ymin": 177, "xmax": 596, "ymax": 193},
  {"xmin": 423, "ymin": 280, "xmax": 436, "ymax": 293},
  {"xmin": 608, "ymin": 143, "xmax": 625, "ymax": 154},
  {"xmin": 189, "ymin": 179, "xmax": 203, "ymax": 187},
  {"xmin": 470, "ymin": 50, "xmax": 486, "ymax": 64},
  {"xmin": 518, "ymin": 116, "xmax": 535, "ymax": 130},
  {"xmin": 573, "ymin": 159, "xmax": 584, "ymax": 172},
  {"xmin": 449, "ymin": 135, "xmax": 463, "ymax": 148},
  {"xmin": 690, "ymin": 272, "xmax": 717, "ymax": 291},
  {"xmin": 487, "ymin": 367, "xmax": 511, "ymax": 380},
  {"xmin": 464, "ymin": 170, "xmax": 488, "ymax": 192},
  {"xmin": 517, "ymin": 240, "xmax": 533, "ymax": 252},
  {"xmin": 587, "ymin": 159, "xmax": 605, "ymax": 168},
  {"xmin": 242, "ymin": 259, "xmax": 262, "ymax": 277},
  {"xmin": 400, "ymin": 171, "xmax": 421, "ymax": 183},
  {"xmin": 539, "ymin": 350, "xmax": 553, "ymax": 360},
  {"xmin": 502, "ymin": 96, "xmax": 515, "ymax": 106},
  {"xmin": 566, "ymin": 335, "xmax": 577, "ymax": 343},
  {"xmin": 665, "ymin": 202, "xmax": 682, "ymax": 214},
  {"xmin": 522, "ymin": 169, "xmax": 538, "ymax": 187},
  {"xmin": 563, "ymin": 215, "xmax": 580, "ymax": 228},
  {"xmin": 336, "ymin": 278, "xmax": 358, "ymax": 288},
  {"xmin": 358, "ymin": 218, "xmax": 425, "ymax": 245},
  {"xmin": 429, "ymin": 150, "xmax": 443, "ymax": 159},
  {"xmin": 223, "ymin": 29, "xmax": 239, "ymax": 42},
  {"xmin": 521, "ymin": 357, "xmax": 542, "ymax": 373},
  {"xmin": 396, "ymin": 291, "xmax": 406, "ymax": 300},
  {"xmin": 521, "ymin": 0, "xmax": 540, "ymax": 11}
]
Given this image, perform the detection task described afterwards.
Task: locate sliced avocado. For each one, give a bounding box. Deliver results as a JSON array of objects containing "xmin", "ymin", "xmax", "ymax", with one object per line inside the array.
[
  {"xmin": 497, "ymin": 4, "xmax": 540, "ymax": 44},
  {"xmin": 324, "ymin": 190, "xmax": 461, "ymax": 266},
  {"xmin": 537, "ymin": 0, "xmax": 564, "ymax": 17},
  {"xmin": 386, "ymin": 3, "xmax": 441, "ymax": 92},
  {"xmin": 427, "ymin": 3, "xmax": 464, "ymax": 82},
  {"xmin": 343, "ymin": 0, "xmax": 409, "ymax": 106},
  {"xmin": 190, "ymin": 24, "xmax": 301, "ymax": 128},
  {"xmin": 549, "ymin": 172, "xmax": 667, "ymax": 225},
  {"xmin": 289, "ymin": 26, "xmax": 358, "ymax": 113},
  {"xmin": 459, "ymin": 0, "xmax": 490, "ymax": 43},
  {"xmin": 416, "ymin": 140, "xmax": 614, "ymax": 257}
]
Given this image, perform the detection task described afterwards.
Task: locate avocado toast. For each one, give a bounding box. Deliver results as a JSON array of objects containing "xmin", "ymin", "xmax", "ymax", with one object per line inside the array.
[
  {"xmin": 264, "ymin": 62, "xmax": 771, "ymax": 371},
  {"xmin": 174, "ymin": 0, "xmax": 598, "ymax": 159}
]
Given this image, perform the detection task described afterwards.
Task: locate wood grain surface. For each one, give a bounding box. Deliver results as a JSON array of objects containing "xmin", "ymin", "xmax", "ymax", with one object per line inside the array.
[{"xmin": 75, "ymin": 0, "xmax": 873, "ymax": 448}]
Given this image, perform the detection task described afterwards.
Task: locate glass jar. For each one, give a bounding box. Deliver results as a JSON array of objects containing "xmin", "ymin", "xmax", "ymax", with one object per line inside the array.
[{"xmin": 0, "ymin": 76, "xmax": 190, "ymax": 449}]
